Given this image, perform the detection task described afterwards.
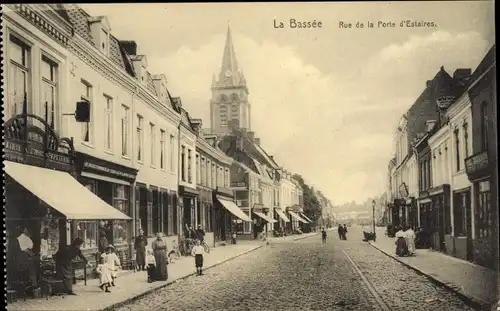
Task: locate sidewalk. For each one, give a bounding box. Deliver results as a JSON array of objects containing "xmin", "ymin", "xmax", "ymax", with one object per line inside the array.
[
  {"xmin": 368, "ymin": 226, "xmax": 498, "ymax": 309},
  {"xmin": 7, "ymin": 241, "xmax": 264, "ymax": 311},
  {"xmin": 268, "ymin": 231, "xmax": 321, "ymax": 242}
]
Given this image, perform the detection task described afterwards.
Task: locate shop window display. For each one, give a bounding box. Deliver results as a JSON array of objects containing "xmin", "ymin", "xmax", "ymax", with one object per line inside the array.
[{"xmin": 113, "ymin": 184, "xmax": 130, "ymax": 245}]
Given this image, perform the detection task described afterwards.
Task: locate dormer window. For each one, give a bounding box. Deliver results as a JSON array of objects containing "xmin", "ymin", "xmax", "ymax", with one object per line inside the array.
[
  {"xmin": 100, "ymin": 29, "xmax": 109, "ymax": 55},
  {"xmin": 89, "ymin": 16, "xmax": 111, "ymax": 56}
]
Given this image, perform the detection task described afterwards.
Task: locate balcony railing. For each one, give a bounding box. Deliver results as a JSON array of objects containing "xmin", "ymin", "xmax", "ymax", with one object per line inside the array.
[{"xmin": 465, "ymin": 151, "xmax": 489, "ymax": 179}]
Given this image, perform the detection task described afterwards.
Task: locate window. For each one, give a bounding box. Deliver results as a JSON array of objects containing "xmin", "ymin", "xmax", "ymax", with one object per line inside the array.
[
  {"xmin": 225, "ymin": 169, "xmax": 230, "ymax": 188},
  {"xmin": 212, "ymin": 163, "xmax": 216, "ymax": 187},
  {"xmin": 454, "ymin": 129, "xmax": 460, "ymax": 171},
  {"xmin": 76, "ymin": 181, "xmax": 98, "ymax": 250},
  {"xmin": 201, "ymin": 157, "xmax": 206, "ymax": 185},
  {"xmin": 170, "ymin": 135, "xmax": 175, "ymax": 171},
  {"xmin": 181, "ymin": 146, "xmax": 186, "ymax": 181},
  {"xmin": 152, "ymin": 189, "xmax": 160, "ymax": 234},
  {"xmin": 121, "ymin": 105, "xmax": 129, "ymax": 156},
  {"xmin": 41, "ymin": 56, "xmax": 57, "ymax": 129},
  {"xmin": 196, "ymin": 154, "xmax": 200, "ymax": 184},
  {"xmin": 481, "ymin": 102, "xmax": 489, "ymax": 151},
  {"xmin": 207, "ymin": 160, "xmax": 211, "ymax": 188},
  {"xmin": 81, "ymin": 81, "xmax": 93, "ymax": 143},
  {"xmin": 150, "ymin": 123, "xmax": 156, "ymax": 166},
  {"xmin": 219, "ymin": 167, "xmax": 223, "ymax": 187},
  {"xmin": 453, "ymin": 191, "xmax": 469, "ymax": 237},
  {"xmin": 100, "ymin": 29, "xmax": 109, "ymax": 54},
  {"xmin": 8, "ymin": 35, "xmax": 30, "ymax": 118},
  {"xmin": 188, "ymin": 149, "xmax": 192, "ymax": 183},
  {"xmin": 104, "ymin": 95, "xmax": 113, "ymax": 150},
  {"xmin": 160, "ymin": 130, "xmax": 166, "ymax": 169},
  {"xmin": 463, "ymin": 122, "xmax": 469, "ymax": 158},
  {"xmin": 113, "ymin": 185, "xmax": 130, "ymax": 245},
  {"xmin": 475, "ymin": 181, "xmax": 491, "ymax": 240},
  {"xmin": 136, "ymin": 115, "xmax": 143, "ymax": 161}
]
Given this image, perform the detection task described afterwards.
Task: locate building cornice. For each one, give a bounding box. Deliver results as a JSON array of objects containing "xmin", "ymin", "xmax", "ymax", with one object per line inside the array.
[
  {"xmin": 446, "ymin": 92, "xmax": 471, "ymax": 121},
  {"xmin": 428, "ymin": 125, "xmax": 449, "ymax": 147},
  {"xmin": 7, "ymin": 4, "xmax": 72, "ymax": 47},
  {"xmin": 69, "ymin": 35, "xmax": 180, "ymax": 126},
  {"xmin": 196, "ymin": 139, "xmax": 233, "ymax": 166}
]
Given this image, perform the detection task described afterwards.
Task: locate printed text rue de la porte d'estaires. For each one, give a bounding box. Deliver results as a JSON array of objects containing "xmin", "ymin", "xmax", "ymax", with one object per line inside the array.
[{"xmin": 273, "ymin": 19, "xmax": 437, "ymax": 29}]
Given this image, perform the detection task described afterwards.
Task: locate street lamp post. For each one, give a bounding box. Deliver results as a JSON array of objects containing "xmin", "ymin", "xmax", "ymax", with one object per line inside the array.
[{"xmin": 372, "ymin": 200, "xmax": 376, "ymax": 241}]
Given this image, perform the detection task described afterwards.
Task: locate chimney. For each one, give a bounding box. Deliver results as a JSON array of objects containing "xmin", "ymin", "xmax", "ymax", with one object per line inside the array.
[
  {"xmin": 120, "ymin": 40, "xmax": 137, "ymax": 55},
  {"xmin": 248, "ymin": 131, "xmax": 255, "ymax": 142},
  {"xmin": 269, "ymin": 156, "xmax": 274, "ymax": 161},
  {"xmin": 425, "ymin": 120, "xmax": 437, "ymax": 132},
  {"xmin": 254, "ymin": 138, "xmax": 260, "ymax": 146},
  {"xmin": 191, "ymin": 118, "xmax": 203, "ymax": 135},
  {"xmin": 453, "ymin": 68, "xmax": 472, "ymax": 87},
  {"xmin": 426, "ymin": 80, "xmax": 432, "ymax": 88}
]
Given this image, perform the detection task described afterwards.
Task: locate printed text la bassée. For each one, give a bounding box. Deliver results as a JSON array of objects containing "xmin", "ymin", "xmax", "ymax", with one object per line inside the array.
[{"xmin": 274, "ymin": 19, "xmax": 323, "ymax": 29}]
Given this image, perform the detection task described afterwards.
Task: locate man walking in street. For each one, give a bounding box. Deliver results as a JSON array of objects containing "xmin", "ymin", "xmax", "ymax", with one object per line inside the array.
[{"xmin": 321, "ymin": 228, "xmax": 327, "ymax": 244}]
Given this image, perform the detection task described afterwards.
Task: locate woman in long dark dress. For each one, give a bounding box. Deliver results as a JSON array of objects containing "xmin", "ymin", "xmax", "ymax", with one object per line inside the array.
[
  {"xmin": 134, "ymin": 229, "xmax": 148, "ymax": 271},
  {"xmin": 55, "ymin": 238, "xmax": 89, "ymax": 295},
  {"xmin": 152, "ymin": 233, "xmax": 168, "ymax": 281},
  {"xmin": 395, "ymin": 227, "xmax": 409, "ymax": 257}
]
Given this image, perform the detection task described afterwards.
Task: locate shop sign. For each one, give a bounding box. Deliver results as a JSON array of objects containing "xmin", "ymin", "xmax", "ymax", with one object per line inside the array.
[
  {"xmin": 4, "ymin": 115, "xmax": 74, "ymax": 172},
  {"xmin": 77, "ymin": 152, "xmax": 138, "ymax": 182}
]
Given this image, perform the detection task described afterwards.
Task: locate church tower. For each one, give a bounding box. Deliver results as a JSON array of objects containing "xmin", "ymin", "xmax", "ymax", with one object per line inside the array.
[{"xmin": 210, "ymin": 26, "xmax": 250, "ymax": 135}]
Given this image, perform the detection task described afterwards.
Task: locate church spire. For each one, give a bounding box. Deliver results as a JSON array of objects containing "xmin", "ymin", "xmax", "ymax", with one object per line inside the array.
[{"xmin": 220, "ymin": 26, "xmax": 239, "ymax": 75}]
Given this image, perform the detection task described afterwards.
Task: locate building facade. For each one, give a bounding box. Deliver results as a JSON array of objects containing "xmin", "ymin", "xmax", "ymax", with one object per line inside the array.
[
  {"xmin": 194, "ymin": 123, "xmax": 234, "ymax": 246},
  {"xmin": 177, "ymin": 106, "xmax": 199, "ymax": 240},
  {"xmin": 465, "ymin": 45, "xmax": 497, "ymax": 270},
  {"xmin": 447, "ymin": 90, "xmax": 474, "ymax": 261},
  {"xmin": 428, "ymin": 119, "xmax": 452, "ymax": 255}
]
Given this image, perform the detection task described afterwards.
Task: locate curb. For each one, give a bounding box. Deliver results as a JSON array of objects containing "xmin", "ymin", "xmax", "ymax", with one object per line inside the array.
[
  {"xmin": 368, "ymin": 242, "xmax": 492, "ymax": 310},
  {"xmin": 100, "ymin": 243, "xmax": 265, "ymax": 311},
  {"xmin": 292, "ymin": 232, "xmax": 320, "ymax": 241}
]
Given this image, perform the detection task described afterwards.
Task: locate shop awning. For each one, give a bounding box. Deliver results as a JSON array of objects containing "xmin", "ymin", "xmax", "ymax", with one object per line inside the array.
[
  {"xmin": 300, "ymin": 213, "xmax": 313, "ymax": 223},
  {"xmin": 253, "ymin": 211, "xmax": 278, "ymax": 223},
  {"xmin": 275, "ymin": 209, "xmax": 290, "ymax": 222},
  {"xmin": 5, "ymin": 161, "xmax": 131, "ymax": 220},
  {"xmin": 289, "ymin": 211, "xmax": 309, "ymax": 223},
  {"xmin": 216, "ymin": 196, "xmax": 252, "ymax": 222}
]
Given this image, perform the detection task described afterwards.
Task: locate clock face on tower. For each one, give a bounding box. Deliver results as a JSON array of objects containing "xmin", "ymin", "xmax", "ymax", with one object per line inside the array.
[{"xmin": 225, "ymin": 70, "xmax": 232, "ymax": 78}]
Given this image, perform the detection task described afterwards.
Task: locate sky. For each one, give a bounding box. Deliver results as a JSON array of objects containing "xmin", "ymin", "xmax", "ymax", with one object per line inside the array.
[{"xmin": 81, "ymin": 2, "xmax": 494, "ymax": 205}]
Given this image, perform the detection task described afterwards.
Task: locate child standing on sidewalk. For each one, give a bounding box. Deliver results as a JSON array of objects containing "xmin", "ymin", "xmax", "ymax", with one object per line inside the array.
[
  {"xmin": 191, "ymin": 239, "xmax": 205, "ymax": 276},
  {"xmin": 101, "ymin": 245, "xmax": 121, "ymax": 286},
  {"xmin": 96, "ymin": 258, "xmax": 112, "ymax": 293}
]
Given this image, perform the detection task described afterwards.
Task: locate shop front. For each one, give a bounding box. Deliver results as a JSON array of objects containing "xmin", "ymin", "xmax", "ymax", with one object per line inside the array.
[
  {"xmin": 215, "ymin": 194, "xmax": 251, "ymax": 242},
  {"xmin": 274, "ymin": 208, "xmax": 291, "ymax": 235},
  {"xmin": 197, "ymin": 187, "xmax": 215, "ymax": 247},
  {"xmin": 465, "ymin": 151, "xmax": 496, "ymax": 269},
  {"xmin": 451, "ymin": 187, "xmax": 473, "ymax": 261},
  {"xmin": 287, "ymin": 205, "xmax": 309, "ymax": 233},
  {"xmin": 253, "ymin": 205, "xmax": 278, "ymax": 237},
  {"xmin": 390, "ymin": 198, "xmax": 405, "ymax": 229},
  {"xmin": 5, "ymin": 112, "xmax": 131, "ymax": 295},
  {"xmin": 427, "ymin": 184, "xmax": 451, "ymax": 254},
  {"xmin": 74, "ymin": 152, "xmax": 138, "ymax": 263},
  {"xmin": 179, "ymin": 185, "xmax": 200, "ymax": 237}
]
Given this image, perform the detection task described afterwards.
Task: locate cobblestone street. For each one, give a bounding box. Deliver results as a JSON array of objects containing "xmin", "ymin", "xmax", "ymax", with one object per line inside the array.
[{"xmin": 115, "ymin": 234, "xmax": 475, "ymax": 311}]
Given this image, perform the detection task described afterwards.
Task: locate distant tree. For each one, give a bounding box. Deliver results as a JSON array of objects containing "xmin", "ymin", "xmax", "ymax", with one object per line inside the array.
[{"xmin": 293, "ymin": 174, "xmax": 323, "ymax": 224}]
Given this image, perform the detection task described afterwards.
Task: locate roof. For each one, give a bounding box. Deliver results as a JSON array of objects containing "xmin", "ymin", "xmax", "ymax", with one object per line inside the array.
[{"xmin": 55, "ymin": 4, "xmax": 164, "ymax": 104}]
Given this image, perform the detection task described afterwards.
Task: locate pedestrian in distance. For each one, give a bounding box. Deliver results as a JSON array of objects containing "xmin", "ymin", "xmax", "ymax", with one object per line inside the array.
[
  {"xmin": 337, "ymin": 224, "xmax": 344, "ymax": 240},
  {"xmin": 134, "ymin": 229, "xmax": 148, "ymax": 271},
  {"xmin": 395, "ymin": 226, "xmax": 409, "ymax": 257},
  {"xmin": 321, "ymin": 228, "xmax": 327, "ymax": 244},
  {"xmin": 191, "ymin": 239, "xmax": 205, "ymax": 275},
  {"xmin": 343, "ymin": 224, "xmax": 348, "ymax": 240}
]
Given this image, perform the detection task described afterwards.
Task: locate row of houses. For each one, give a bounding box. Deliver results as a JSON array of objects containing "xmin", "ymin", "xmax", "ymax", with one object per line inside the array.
[
  {"xmin": 3, "ymin": 3, "xmax": 310, "ymax": 272},
  {"xmin": 385, "ymin": 45, "xmax": 497, "ymax": 270}
]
